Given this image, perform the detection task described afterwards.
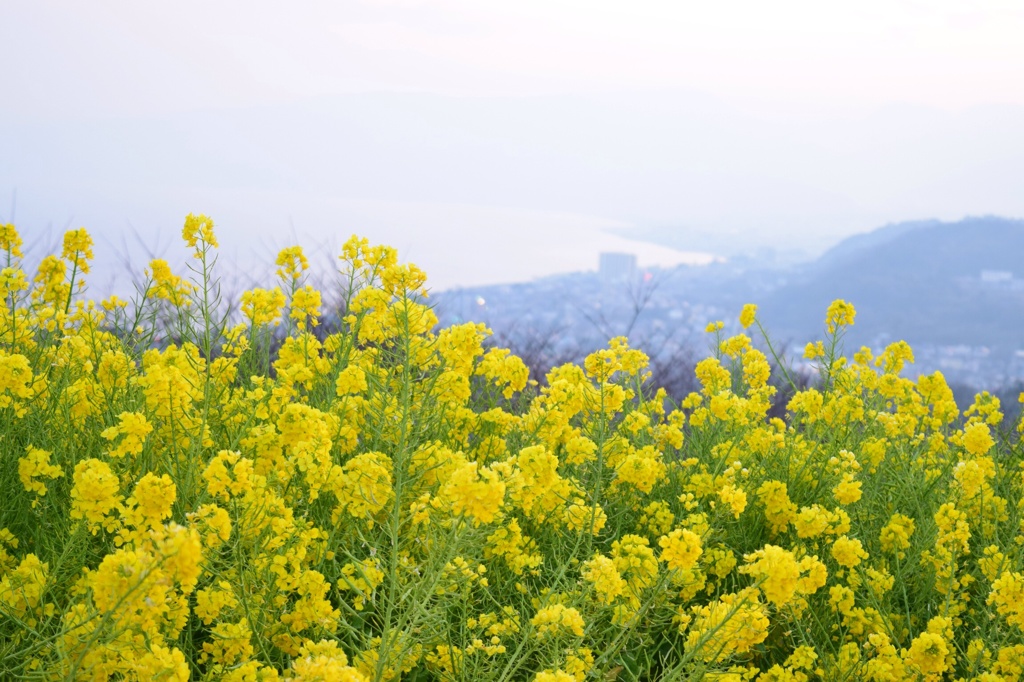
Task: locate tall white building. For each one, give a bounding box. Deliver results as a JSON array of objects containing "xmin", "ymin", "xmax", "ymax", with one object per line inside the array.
[{"xmin": 599, "ymin": 252, "xmax": 637, "ymax": 282}]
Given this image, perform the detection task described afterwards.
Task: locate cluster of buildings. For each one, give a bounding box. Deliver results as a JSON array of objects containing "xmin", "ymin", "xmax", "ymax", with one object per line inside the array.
[{"xmin": 433, "ymin": 254, "xmax": 1024, "ymax": 403}]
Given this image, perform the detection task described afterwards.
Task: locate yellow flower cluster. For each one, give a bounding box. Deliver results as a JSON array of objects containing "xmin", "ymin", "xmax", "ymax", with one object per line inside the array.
[
  {"xmin": 5, "ymin": 220, "xmax": 1024, "ymax": 679},
  {"xmin": 531, "ymin": 603, "xmax": 586, "ymax": 638},
  {"xmin": 18, "ymin": 445, "xmax": 64, "ymax": 506},
  {"xmin": 70, "ymin": 458, "xmax": 123, "ymax": 534}
]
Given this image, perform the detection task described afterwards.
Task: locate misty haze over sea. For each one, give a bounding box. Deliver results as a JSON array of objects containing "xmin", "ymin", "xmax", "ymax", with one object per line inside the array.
[{"xmin": 5, "ymin": 90, "xmax": 1023, "ymax": 293}]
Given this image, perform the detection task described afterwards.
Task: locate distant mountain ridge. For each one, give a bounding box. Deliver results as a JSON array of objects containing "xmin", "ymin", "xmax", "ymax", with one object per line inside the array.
[
  {"xmin": 760, "ymin": 216, "xmax": 1024, "ymax": 350},
  {"xmin": 810, "ymin": 219, "xmax": 941, "ymax": 271}
]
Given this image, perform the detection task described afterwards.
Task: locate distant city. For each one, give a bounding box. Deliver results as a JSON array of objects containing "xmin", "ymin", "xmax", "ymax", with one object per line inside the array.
[{"xmin": 434, "ymin": 216, "xmax": 1024, "ymax": 408}]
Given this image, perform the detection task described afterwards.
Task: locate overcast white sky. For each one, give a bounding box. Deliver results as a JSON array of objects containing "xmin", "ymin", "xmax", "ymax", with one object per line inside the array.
[
  {"xmin": 3, "ymin": 0, "xmax": 1024, "ymax": 289},
  {"xmin": 7, "ymin": 1, "xmax": 1024, "ymax": 112}
]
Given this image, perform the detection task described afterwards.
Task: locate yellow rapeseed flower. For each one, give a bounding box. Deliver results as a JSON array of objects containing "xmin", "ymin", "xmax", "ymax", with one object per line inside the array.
[
  {"xmin": 686, "ymin": 589, "xmax": 770, "ymax": 663},
  {"xmin": 582, "ymin": 554, "xmax": 627, "ymax": 605},
  {"xmin": 740, "ymin": 544, "xmax": 801, "ymax": 607},
  {"xmin": 718, "ymin": 483, "xmax": 748, "ymax": 519},
  {"xmin": 739, "ymin": 303, "xmax": 757, "ymax": 328},
  {"xmin": 612, "ymin": 534, "xmax": 659, "ymax": 593},
  {"xmin": 241, "ymin": 287, "xmax": 286, "ymax": 327},
  {"xmin": 879, "ymin": 513, "xmax": 915, "ymax": 559},
  {"xmin": 534, "ymin": 670, "xmax": 576, "ymax": 682},
  {"xmin": 334, "ymin": 452, "xmax": 395, "ymax": 524},
  {"xmin": 100, "ymin": 411, "xmax": 153, "ymax": 459},
  {"xmin": 0, "ymin": 554, "xmax": 49, "ymax": 622},
  {"xmin": 182, "ymin": 212, "xmax": 217, "ymax": 249},
  {"xmin": 276, "ymin": 245, "xmax": 309, "ymax": 282},
  {"xmin": 440, "ymin": 461, "xmax": 505, "ymax": 525},
  {"xmin": 825, "ymin": 299, "xmax": 856, "ymax": 333},
  {"xmin": 903, "ymin": 631, "xmax": 949, "ymax": 677},
  {"xmin": 531, "ymin": 603, "xmax": 585, "ymax": 638},
  {"xmin": 831, "ymin": 535, "xmax": 868, "ymax": 568},
  {"xmin": 61, "ymin": 227, "xmax": 94, "ymax": 273},
  {"xmin": 833, "ymin": 475, "xmax": 863, "ymax": 505},
  {"xmin": 963, "ymin": 422, "xmax": 995, "ymax": 457},
  {"xmin": 290, "ymin": 284, "xmax": 322, "ymax": 327},
  {"xmin": 18, "ymin": 445, "xmax": 63, "ymax": 506},
  {"xmin": 69, "ymin": 458, "xmax": 122, "ymax": 534},
  {"xmin": 658, "ymin": 528, "xmax": 703, "ymax": 572},
  {"xmin": 0, "ymin": 223, "xmax": 24, "ymax": 258},
  {"xmin": 124, "ymin": 472, "xmax": 176, "ymax": 531},
  {"xmin": 989, "ymin": 571, "xmax": 1024, "ymax": 629}
]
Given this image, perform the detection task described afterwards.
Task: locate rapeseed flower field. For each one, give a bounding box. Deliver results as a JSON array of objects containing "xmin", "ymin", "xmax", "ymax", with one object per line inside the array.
[{"xmin": 2, "ymin": 216, "xmax": 1024, "ymax": 681}]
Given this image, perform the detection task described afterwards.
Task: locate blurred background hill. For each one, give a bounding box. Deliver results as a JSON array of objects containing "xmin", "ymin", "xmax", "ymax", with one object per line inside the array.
[{"xmin": 760, "ymin": 216, "xmax": 1024, "ymax": 350}]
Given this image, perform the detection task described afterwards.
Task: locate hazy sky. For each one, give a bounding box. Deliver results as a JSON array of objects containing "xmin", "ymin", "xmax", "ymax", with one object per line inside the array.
[
  {"xmin": 8, "ymin": 1, "xmax": 1024, "ymax": 112},
  {"xmin": 4, "ymin": 1, "xmax": 1024, "ymax": 290}
]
